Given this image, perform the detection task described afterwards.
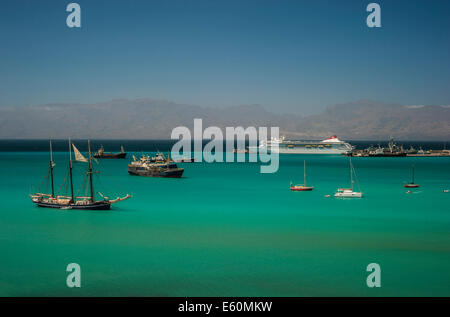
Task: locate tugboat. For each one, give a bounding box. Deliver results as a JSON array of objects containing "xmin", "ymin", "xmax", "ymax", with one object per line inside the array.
[
  {"xmin": 334, "ymin": 158, "xmax": 363, "ymax": 198},
  {"xmin": 94, "ymin": 145, "xmax": 127, "ymax": 159},
  {"xmin": 128, "ymin": 153, "xmax": 184, "ymax": 178},
  {"xmin": 290, "ymin": 160, "xmax": 314, "ymax": 191},
  {"xmin": 30, "ymin": 140, "xmax": 130, "ymax": 210},
  {"xmin": 404, "ymin": 164, "xmax": 419, "ymax": 188}
]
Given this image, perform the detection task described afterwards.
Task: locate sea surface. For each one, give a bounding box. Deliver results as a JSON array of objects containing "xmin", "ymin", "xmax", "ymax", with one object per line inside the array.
[{"xmin": 0, "ymin": 140, "xmax": 449, "ymax": 296}]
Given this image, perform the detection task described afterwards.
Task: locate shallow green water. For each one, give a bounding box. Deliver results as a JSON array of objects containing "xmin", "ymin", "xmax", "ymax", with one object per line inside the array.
[{"xmin": 1, "ymin": 151, "xmax": 449, "ymax": 296}]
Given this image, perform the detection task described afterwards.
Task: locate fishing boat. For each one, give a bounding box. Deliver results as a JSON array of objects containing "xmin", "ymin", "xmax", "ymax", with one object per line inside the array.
[
  {"xmin": 334, "ymin": 158, "xmax": 363, "ymax": 198},
  {"xmin": 94, "ymin": 145, "xmax": 127, "ymax": 159},
  {"xmin": 128, "ymin": 153, "xmax": 184, "ymax": 178},
  {"xmin": 404, "ymin": 164, "xmax": 419, "ymax": 188},
  {"xmin": 290, "ymin": 160, "xmax": 314, "ymax": 191},
  {"xmin": 30, "ymin": 140, "xmax": 130, "ymax": 210}
]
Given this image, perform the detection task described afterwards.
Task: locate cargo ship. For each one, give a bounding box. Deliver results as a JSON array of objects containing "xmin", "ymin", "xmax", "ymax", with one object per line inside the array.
[{"xmin": 94, "ymin": 145, "xmax": 127, "ymax": 159}]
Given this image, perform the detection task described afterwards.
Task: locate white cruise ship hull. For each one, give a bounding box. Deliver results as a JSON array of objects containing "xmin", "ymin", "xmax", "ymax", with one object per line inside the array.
[
  {"xmin": 248, "ymin": 136, "xmax": 353, "ymax": 155},
  {"xmin": 271, "ymin": 147, "xmax": 349, "ymax": 154}
]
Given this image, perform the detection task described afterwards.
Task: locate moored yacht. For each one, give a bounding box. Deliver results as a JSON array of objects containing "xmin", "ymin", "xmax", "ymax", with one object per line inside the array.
[
  {"xmin": 334, "ymin": 158, "xmax": 363, "ymax": 198},
  {"xmin": 290, "ymin": 160, "xmax": 314, "ymax": 191},
  {"xmin": 334, "ymin": 188, "xmax": 363, "ymax": 198},
  {"xmin": 404, "ymin": 164, "xmax": 419, "ymax": 188}
]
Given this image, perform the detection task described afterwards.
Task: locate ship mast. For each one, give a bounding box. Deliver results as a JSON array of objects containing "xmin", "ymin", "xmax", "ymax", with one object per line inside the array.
[
  {"xmin": 412, "ymin": 164, "xmax": 415, "ymax": 184},
  {"xmin": 88, "ymin": 140, "xmax": 95, "ymax": 202},
  {"xmin": 303, "ymin": 160, "xmax": 306, "ymax": 186},
  {"xmin": 49, "ymin": 140, "xmax": 55, "ymax": 198},
  {"xmin": 350, "ymin": 158, "xmax": 354, "ymax": 191},
  {"xmin": 68, "ymin": 138, "xmax": 74, "ymax": 203}
]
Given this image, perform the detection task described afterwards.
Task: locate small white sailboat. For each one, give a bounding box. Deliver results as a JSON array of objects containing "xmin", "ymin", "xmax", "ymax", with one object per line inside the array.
[{"xmin": 334, "ymin": 158, "xmax": 363, "ymax": 198}]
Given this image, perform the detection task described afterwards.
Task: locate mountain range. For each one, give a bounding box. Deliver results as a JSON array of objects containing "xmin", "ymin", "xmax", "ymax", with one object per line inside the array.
[{"xmin": 0, "ymin": 99, "xmax": 448, "ymax": 140}]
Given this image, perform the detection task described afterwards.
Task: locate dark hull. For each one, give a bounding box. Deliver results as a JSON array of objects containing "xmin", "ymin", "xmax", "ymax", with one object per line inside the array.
[
  {"xmin": 345, "ymin": 151, "xmax": 408, "ymax": 157},
  {"xmin": 94, "ymin": 153, "xmax": 127, "ymax": 159},
  {"xmin": 35, "ymin": 200, "xmax": 111, "ymax": 210},
  {"xmin": 128, "ymin": 167, "xmax": 184, "ymax": 178},
  {"xmin": 174, "ymin": 158, "xmax": 196, "ymax": 163},
  {"xmin": 368, "ymin": 153, "xmax": 407, "ymax": 157}
]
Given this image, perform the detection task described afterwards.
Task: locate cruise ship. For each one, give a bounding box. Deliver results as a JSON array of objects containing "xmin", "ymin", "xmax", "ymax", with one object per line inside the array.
[{"xmin": 252, "ymin": 135, "xmax": 353, "ymax": 154}]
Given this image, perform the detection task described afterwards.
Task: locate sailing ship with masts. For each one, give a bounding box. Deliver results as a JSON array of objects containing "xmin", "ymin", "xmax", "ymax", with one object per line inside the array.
[{"xmin": 30, "ymin": 140, "xmax": 130, "ymax": 210}]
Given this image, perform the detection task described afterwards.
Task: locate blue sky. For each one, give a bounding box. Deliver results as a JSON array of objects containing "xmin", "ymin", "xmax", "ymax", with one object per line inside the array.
[{"xmin": 0, "ymin": 0, "xmax": 449, "ymax": 114}]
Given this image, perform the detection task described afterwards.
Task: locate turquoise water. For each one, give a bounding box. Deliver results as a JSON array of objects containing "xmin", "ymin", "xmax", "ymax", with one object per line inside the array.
[{"xmin": 1, "ymin": 151, "xmax": 450, "ymax": 296}]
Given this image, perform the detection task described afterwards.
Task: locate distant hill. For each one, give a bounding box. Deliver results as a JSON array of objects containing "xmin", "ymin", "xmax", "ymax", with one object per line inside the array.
[
  {"xmin": 283, "ymin": 100, "xmax": 450, "ymax": 140},
  {"xmin": 0, "ymin": 98, "xmax": 448, "ymax": 140}
]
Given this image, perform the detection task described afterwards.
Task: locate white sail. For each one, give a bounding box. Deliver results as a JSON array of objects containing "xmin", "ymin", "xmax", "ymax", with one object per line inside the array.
[{"xmin": 72, "ymin": 144, "xmax": 88, "ymax": 162}]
